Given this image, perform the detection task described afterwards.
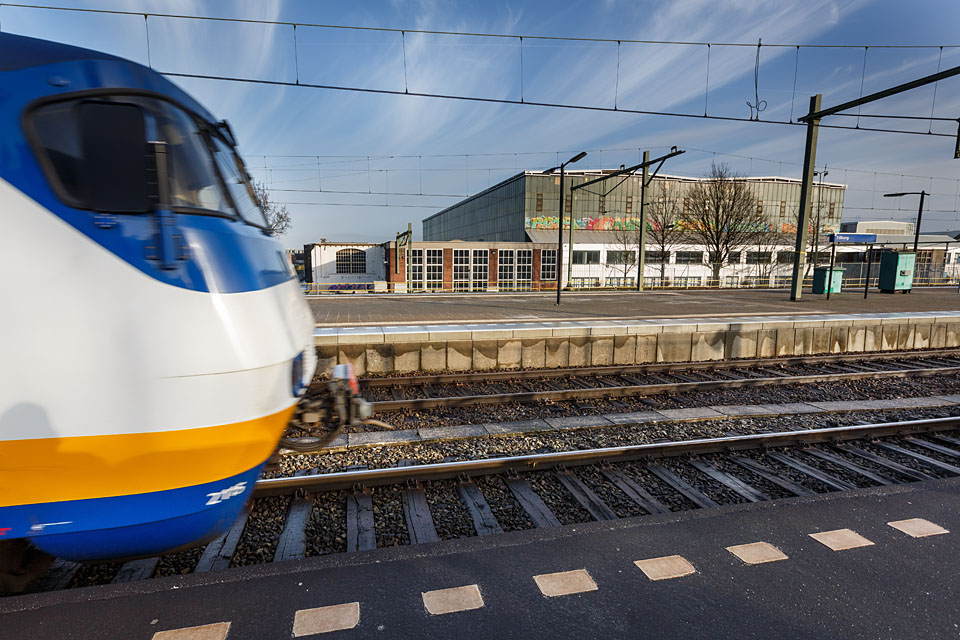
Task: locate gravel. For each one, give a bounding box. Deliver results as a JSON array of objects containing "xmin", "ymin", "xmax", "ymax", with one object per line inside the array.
[
  {"xmin": 360, "ymin": 372, "xmax": 960, "ymax": 432},
  {"xmin": 154, "ymin": 548, "xmax": 202, "ymax": 578},
  {"xmin": 271, "ymin": 407, "xmax": 960, "ymax": 477},
  {"xmin": 230, "ymin": 497, "xmax": 289, "ymax": 567},
  {"xmin": 426, "ymin": 483, "xmax": 476, "ymax": 541},
  {"xmin": 526, "ymin": 472, "xmax": 592, "ymax": 526},
  {"xmin": 305, "ymin": 491, "xmax": 347, "ymax": 557},
  {"xmin": 473, "ymin": 475, "xmax": 534, "ymax": 532},
  {"xmin": 373, "ymin": 487, "xmax": 410, "ymax": 548}
]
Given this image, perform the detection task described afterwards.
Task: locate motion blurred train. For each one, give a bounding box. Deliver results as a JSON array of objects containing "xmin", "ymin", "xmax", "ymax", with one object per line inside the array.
[{"xmin": 0, "ymin": 33, "xmax": 316, "ymax": 588}]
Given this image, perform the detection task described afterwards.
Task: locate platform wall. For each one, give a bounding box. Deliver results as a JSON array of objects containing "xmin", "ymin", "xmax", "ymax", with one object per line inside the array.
[{"xmin": 313, "ymin": 313, "xmax": 960, "ymax": 374}]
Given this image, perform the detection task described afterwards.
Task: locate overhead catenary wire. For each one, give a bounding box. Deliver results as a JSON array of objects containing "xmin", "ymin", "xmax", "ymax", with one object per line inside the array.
[{"xmin": 2, "ymin": 3, "xmax": 959, "ymax": 137}]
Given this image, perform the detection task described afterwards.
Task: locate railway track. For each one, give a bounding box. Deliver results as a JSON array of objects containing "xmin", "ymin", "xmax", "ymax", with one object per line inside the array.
[
  {"xmin": 23, "ymin": 415, "xmax": 960, "ymax": 595},
  {"xmin": 359, "ymin": 349, "xmax": 960, "ymax": 411}
]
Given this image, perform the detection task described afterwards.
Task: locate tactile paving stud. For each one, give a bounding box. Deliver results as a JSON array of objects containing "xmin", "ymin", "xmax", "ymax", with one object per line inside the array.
[
  {"xmin": 421, "ymin": 584, "xmax": 484, "ymax": 615},
  {"xmin": 293, "ymin": 602, "xmax": 360, "ymax": 636},
  {"xmin": 726, "ymin": 542, "xmax": 789, "ymax": 565},
  {"xmin": 887, "ymin": 518, "xmax": 949, "ymax": 538},
  {"xmin": 533, "ymin": 569, "xmax": 598, "ymax": 597},
  {"xmin": 634, "ymin": 555, "xmax": 696, "ymax": 581},
  {"xmin": 809, "ymin": 528, "xmax": 874, "ymax": 551},
  {"xmin": 152, "ymin": 622, "xmax": 231, "ymax": 640}
]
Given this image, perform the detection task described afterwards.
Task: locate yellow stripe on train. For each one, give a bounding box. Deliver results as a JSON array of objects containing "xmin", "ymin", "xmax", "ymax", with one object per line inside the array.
[{"xmin": 0, "ymin": 404, "xmax": 296, "ymax": 507}]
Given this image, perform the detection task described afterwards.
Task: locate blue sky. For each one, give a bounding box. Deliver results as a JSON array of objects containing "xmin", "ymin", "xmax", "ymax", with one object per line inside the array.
[{"xmin": 4, "ymin": 0, "xmax": 960, "ymax": 247}]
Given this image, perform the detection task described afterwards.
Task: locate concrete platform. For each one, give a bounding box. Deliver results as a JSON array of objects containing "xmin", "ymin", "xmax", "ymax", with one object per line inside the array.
[
  {"xmin": 6, "ymin": 478, "xmax": 960, "ymax": 639},
  {"xmin": 313, "ymin": 307, "xmax": 960, "ymax": 374},
  {"xmin": 309, "ymin": 287, "xmax": 960, "ymax": 327}
]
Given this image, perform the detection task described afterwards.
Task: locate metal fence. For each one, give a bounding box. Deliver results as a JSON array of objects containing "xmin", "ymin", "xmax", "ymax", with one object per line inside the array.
[{"xmin": 301, "ymin": 261, "xmax": 960, "ymax": 295}]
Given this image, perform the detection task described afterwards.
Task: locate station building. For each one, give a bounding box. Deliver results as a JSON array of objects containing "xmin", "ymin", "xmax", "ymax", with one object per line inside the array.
[{"xmin": 301, "ymin": 171, "xmax": 959, "ymax": 292}]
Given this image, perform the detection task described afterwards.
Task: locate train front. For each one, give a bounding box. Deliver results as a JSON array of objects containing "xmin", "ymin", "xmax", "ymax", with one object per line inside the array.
[{"xmin": 0, "ymin": 33, "xmax": 316, "ymax": 569}]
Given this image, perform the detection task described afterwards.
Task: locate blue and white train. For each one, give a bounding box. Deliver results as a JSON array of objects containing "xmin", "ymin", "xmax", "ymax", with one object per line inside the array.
[{"xmin": 0, "ymin": 33, "xmax": 316, "ymax": 587}]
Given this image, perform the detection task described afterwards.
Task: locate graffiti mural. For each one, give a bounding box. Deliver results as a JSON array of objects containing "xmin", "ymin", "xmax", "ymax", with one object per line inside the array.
[{"xmin": 526, "ymin": 216, "xmax": 784, "ymax": 233}]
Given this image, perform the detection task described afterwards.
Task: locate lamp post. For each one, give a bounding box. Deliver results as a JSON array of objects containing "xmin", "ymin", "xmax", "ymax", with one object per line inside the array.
[
  {"xmin": 543, "ymin": 151, "xmax": 587, "ymax": 305},
  {"xmin": 883, "ymin": 191, "xmax": 927, "ymax": 254}
]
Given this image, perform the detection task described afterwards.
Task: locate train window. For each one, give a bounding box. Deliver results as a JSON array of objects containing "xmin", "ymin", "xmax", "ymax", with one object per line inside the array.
[
  {"xmin": 29, "ymin": 100, "xmax": 150, "ymax": 212},
  {"xmin": 209, "ymin": 136, "xmax": 269, "ymax": 228},
  {"xmin": 28, "ymin": 95, "xmax": 241, "ymax": 220}
]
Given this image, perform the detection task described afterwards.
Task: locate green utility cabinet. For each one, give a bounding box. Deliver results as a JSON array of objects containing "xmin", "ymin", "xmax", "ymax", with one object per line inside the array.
[
  {"xmin": 878, "ymin": 251, "xmax": 915, "ymax": 293},
  {"xmin": 812, "ymin": 267, "xmax": 844, "ymax": 294}
]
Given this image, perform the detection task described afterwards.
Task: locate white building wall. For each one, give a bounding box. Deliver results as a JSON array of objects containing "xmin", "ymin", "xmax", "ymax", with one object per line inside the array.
[{"xmin": 310, "ymin": 244, "xmax": 386, "ymax": 287}]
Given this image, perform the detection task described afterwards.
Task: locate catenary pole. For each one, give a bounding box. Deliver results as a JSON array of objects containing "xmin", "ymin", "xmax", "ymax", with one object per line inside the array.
[{"xmin": 790, "ymin": 94, "xmax": 822, "ymax": 301}]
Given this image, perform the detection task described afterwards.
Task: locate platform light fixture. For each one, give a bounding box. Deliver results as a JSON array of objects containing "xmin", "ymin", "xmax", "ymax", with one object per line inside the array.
[
  {"xmin": 543, "ymin": 151, "xmax": 587, "ymax": 305},
  {"xmin": 882, "ymin": 190, "xmax": 928, "ymax": 253}
]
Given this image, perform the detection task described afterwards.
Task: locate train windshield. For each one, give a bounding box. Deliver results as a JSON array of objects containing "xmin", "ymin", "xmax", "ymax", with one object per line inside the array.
[{"xmin": 28, "ymin": 94, "xmax": 268, "ymax": 228}]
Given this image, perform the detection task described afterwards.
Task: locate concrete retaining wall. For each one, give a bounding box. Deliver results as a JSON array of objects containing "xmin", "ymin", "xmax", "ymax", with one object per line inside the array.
[{"xmin": 313, "ymin": 312, "xmax": 960, "ymax": 375}]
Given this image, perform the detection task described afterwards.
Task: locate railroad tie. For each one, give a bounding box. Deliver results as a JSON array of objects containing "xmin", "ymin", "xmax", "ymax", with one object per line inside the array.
[
  {"xmin": 600, "ymin": 467, "xmax": 670, "ymax": 514},
  {"xmin": 30, "ymin": 558, "xmax": 81, "ymax": 593},
  {"xmin": 346, "ymin": 466, "xmax": 376, "ymax": 553},
  {"xmin": 456, "ymin": 479, "xmax": 504, "ymax": 536},
  {"xmin": 194, "ymin": 507, "xmax": 251, "ymax": 573},
  {"xmin": 646, "ymin": 463, "xmax": 719, "ymax": 509},
  {"xmin": 729, "ymin": 457, "xmax": 816, "ymax": 497},
  {"xmin": 503, "ymin": 475, "xmax": 561, "ymax": 528},
  {"xmin": 274, "ymin": 468, "xmax": 319, "ymax": 562},
  {"xmin": 111, "ymin": 557, "xmax": 159, "ymax": 583},
  {"xmin": 399, "ymin": 459, "xmax": 439, "ymax": 544},
  {"xmin": 832, "ymin": 444, "xmax": 933, "ymax": 482},
  {"xmin": 687, "ymin": 460, "xmax": 769, "ymax": 502},
  {"xmin": 554, "ymin": 469, "xmax": 618, "ymax": 521}
]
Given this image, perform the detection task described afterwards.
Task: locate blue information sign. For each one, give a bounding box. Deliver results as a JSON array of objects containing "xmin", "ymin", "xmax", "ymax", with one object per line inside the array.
[{"xmin": 829, "ymin": 233, "xmax": 877, "ymax": 243}]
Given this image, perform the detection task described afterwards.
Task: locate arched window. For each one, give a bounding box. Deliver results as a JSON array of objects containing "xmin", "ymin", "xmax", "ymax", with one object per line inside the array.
[{"xmin": 335, "ymin": 248, "xmax": 366, "ymax": 274}]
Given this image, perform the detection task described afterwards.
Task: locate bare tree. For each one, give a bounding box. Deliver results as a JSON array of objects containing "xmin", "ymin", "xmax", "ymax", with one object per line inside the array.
[
  {"xmin": 610, "ymin": 224, "xmax": 640, "ymax": 285},
  {"xmin": 685, "ymin": 163, "xmax": 768, "ymax": 286},
  {"xmin": 253, "ymin": 180, "xmax": 292, "ymax": 236},
  {"xmin": 646, "ymin": 180, "xmax": 686, "ymax": 286}
]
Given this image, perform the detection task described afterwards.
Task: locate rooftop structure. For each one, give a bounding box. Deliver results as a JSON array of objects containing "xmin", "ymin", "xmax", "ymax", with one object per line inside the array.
[{"xmin": 423, "ymin": 171, "xmax": 847, "ymax": 243}]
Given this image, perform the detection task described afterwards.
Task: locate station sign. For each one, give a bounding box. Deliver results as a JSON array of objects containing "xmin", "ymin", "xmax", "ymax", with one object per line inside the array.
[{"xmin": 829, "ymin": 233, "xmax": 877, "ymax": 243}]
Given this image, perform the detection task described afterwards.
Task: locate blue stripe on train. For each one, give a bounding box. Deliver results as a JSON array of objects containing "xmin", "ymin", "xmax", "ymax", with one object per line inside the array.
[{"xmin": 2, "ymin": 465, "xmax": 263, "ymax": 562}]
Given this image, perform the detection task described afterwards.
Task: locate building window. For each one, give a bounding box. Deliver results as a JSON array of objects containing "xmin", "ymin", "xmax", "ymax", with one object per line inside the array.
[
  {"xmin": 335, "ymin": 248, "xmax": 366, "ymax": 274},
  {"xmin": 472, "ymin": 249, "xmax": 489, "ymax": 291},
  {"xmin": 410, "ymin": 249, "xmax": 424, "ymax": 290},
  {"xmin": 757, "ymin": 200, "xmax": 763, "ymax": 217},
  {"xmin": 675, "ymin": 251, "xmax": 703, "ymax": 264},
  {"xmin": 626, "ymin": 196, "xmax": 633, "ymax": 215},
  {"xmin": 780, "ymin": 200, "xmax": 787, "ymax": 218},
  {"xmin": 540, "ymin": 249, "xmax": 557, "ymax": 281},
  {"xmin": 565, "ymin": 196, "xmax": 572, "ymax": 214},
  {"xmin": 746, "ymin": 251, "xmax": 772, "ymax": 264},
  {"xmin": 828, "ymin": 203, "xmax": 836, "ymax": 220},
  {"xmin": 710, "ymin": 251, "xmax": 742, "ymax": 264},
  {"xmin": 606, "ymin": 277, "xmax": 635, "ymax": 287},
  {"xmin": 453, "ymin": 249, "xmax": 470, "ymax": 292},
  {"xmin": 647, "ymin": 251, "xmax": 669, "ymax": 264},
  {"xmin": 426, "ymin": 249, "xmax": 443, "ymax": 290},
  {"xmin": 536, "ymin": 192, "xmax": 543, "ymax": 213},
  {"xmin": 724, "ymin": 276, "xmax": 739, "ymax": 287},
  {"xmin": 517, "ymin": 250, "xmax": 533, "ymax": 290},
  {"xmin": 598, "ymin": 195, "xmax": 605, "ymax": 215},
  {"xmin": 498, "ymin": 249, "xmax": 515, "ymax": 291},
  {"xmin": 776, "ymin": 251, "xmax": 795, "ymax": 264},
  {"xmin": 606, "ymin": 251, "xmax": 635, "ymax": 265},
  {"xmin": 572, "ymin": 250, "xmax": 600, "ymax": 265}
]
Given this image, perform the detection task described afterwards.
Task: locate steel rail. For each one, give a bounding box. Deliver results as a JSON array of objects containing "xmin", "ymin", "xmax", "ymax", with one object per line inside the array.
[
  {"xmin": 359, "ymin": 349, "xmax": 960, "ymax": 387},
  {"xmin": 369, "ymin": 364, "xmax": 960, "ymax": 412},
  {"xmin": 254, "ymin": 416, "xmax": 960, "ymax": 496}
]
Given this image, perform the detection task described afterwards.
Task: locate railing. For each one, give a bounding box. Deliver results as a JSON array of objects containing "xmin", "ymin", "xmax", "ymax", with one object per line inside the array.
[{"xmin": 301, "ymin": 275, "xmax": 960, "ymax": 295}]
